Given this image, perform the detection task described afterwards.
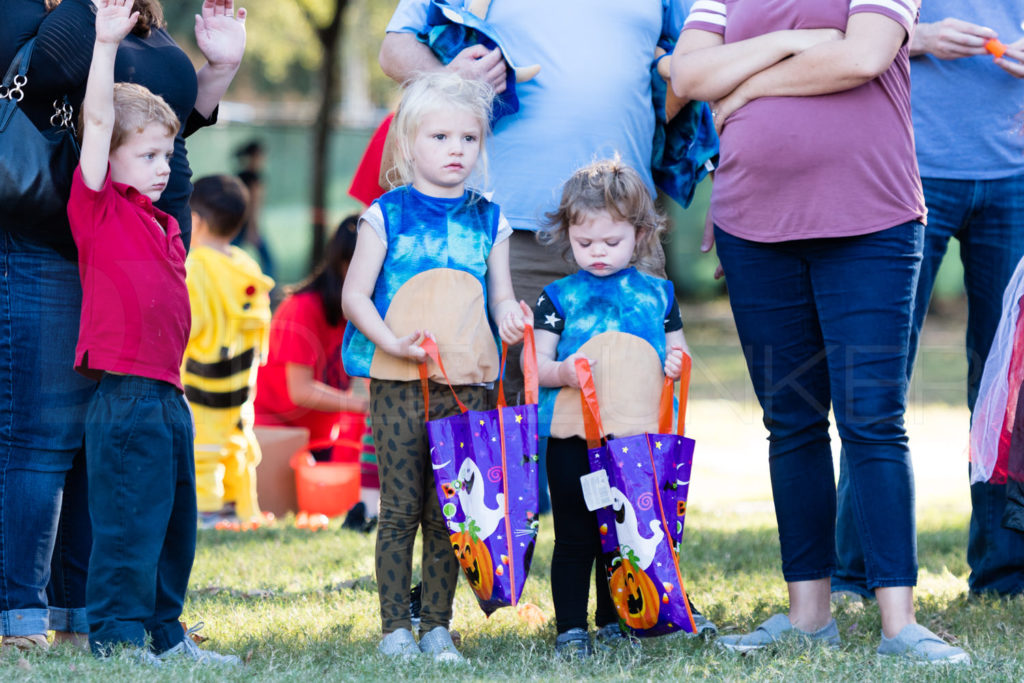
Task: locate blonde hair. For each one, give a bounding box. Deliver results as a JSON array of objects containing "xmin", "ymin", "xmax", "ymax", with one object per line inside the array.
[
  {"xmin": 110, "ymin": 83, "xmax": 179, "ymax": 151},
  {"xmin": 386, "ymin": 71, "xmax": 494, "ymax": 190},
  {"xmin": 539, "ymin": 156, "xmax": 667, "ymax": 272}
]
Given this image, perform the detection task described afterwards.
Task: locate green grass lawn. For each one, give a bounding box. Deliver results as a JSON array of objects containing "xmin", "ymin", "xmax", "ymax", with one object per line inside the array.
[{"xmin": 5, "ymin": 306, "xmax": 1015, "ymax": 681}]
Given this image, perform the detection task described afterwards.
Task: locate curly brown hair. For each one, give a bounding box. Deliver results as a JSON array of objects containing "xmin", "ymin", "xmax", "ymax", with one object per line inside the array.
[{"xmin": 539, "ymin": 156, "xmax": 667, "ymax": 273}]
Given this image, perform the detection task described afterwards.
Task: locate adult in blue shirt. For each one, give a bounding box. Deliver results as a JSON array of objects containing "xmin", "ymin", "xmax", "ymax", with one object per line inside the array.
[
  {"xmin": 379, "ymin": 0, "xmax": 686, "ymax": 360},
  {"xmin": 834, "ymin": 2, "xmax": 1024, "ymax": 600}
]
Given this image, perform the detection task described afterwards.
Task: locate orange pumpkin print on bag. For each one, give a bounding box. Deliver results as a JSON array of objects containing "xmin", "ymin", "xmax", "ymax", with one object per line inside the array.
[
  {"xmin": 450, "ymin": 519, "xmax": 494, "ymax": 600},
  {"xmin": 609, "ymin": 547, "xmax": 660, "ymax": 629}
]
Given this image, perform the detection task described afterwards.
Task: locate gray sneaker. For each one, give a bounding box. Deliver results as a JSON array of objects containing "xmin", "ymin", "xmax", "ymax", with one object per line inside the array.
[
  {"xmin": 717, "ymin": 613, "xmax": 840, "ymax": 654},
  {"xmin": 378, "ymin": 627, "xmax": 420, "ymax": 659},
  {"xmin": 877, "ymin": 623, "xmax": 970, "ymax": 665},
  {"xmin": 594, "ymin": 623, "xmax": 638, "ymax": 651},
  {"xmin": 418, "ymin": 626, "xmax": 463, "ymax": 663},
  {"xmin": 96, "ymin": 645, "xmax": 163, "ymax": 666},
  {"xmin": 157, "ymin": 637, "xmax": 240, "ymax": 666}
]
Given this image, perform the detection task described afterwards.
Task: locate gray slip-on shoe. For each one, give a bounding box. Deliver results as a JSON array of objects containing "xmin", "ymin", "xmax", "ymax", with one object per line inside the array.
[
  {"xmin": 418, "ymin": 626, "xmax": 463, "ymax": 663},
  {"xmin": 877, "ymin": 623, "xmax": 970, "ymax": 665},
  {"xmin": 378, "ymin": 627, "xmax": 421, "ymax": 659},
  {"xmin": 717, "ymin": 613, "xmax": 840, "ymax": 654}
]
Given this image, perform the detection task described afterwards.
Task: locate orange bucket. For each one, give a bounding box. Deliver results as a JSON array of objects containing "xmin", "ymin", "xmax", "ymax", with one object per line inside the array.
[{"xmin": 290, "ymin": 452, "xmax": 360, "ymax": 517}]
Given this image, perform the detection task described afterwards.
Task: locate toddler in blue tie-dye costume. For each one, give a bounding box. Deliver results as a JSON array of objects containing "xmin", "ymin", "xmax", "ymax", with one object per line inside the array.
[
  {"xmin": 341, "ymin": 71, "xmax": 529, "ymax": 661},
  {"xmin": 531, "ymin": 158, "xmax": 694, "ymax": 658}
]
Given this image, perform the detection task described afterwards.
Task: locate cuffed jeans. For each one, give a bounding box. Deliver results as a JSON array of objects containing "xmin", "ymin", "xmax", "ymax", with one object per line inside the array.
[
  {"xmin": 835, "ymin": 175, "xmax": 1024, "ymax": 596},
  {"xmin": 0, "ymin": 231, "xmax": 93, "ymax": 636},
  {"xmin": 716, "ymin": 222, "xmax": 922, "ymax": 586},
  {"xmin": 85, "ymin": 375, "xmax": 195, "ymax": 654}
]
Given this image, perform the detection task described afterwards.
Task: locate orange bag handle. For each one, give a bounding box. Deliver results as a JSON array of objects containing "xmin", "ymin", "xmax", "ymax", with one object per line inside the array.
[
  {"xmin": 657, "ymin": 352, "xmax": 692, "ymax": 436},
  {"xmin": 575, "ymin": 358, "xmax": 606, "ymax": 450},
  {"xmin": 419, "ymin": 336, "xmax": 467, "ymax": 420},
  {"xmin": 420, "ymin": 328, "xmax": 540, "ymax": 419},
  {"xmin": 497, "ymin": 326, "xmax": 538, "ymax": 408},
  {"xmin": 578, "ymin": 350, "xmax": 692, "ymax": 444}
]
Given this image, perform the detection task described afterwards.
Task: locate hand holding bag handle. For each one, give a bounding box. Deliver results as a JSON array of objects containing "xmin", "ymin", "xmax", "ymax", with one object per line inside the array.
[
  {"xmin": 657, "ymin": 352, "xmax": 692, "ymax": 436},
  {"xmin": 497, "ymin": 326, "xmax": 538, "ymax": 408},
  {"xmin": 419, "ymin": 327, "xmax": 540, "ymax": 420},
  {"xmin": 576, "ymin": 350, "xmax": 692, "ymax": 448}
]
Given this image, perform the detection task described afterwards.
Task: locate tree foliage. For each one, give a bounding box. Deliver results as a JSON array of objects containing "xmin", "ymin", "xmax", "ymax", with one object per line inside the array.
[{"xmin": 164, "ymin": 0, "xmax": 400, "ymax": 105}]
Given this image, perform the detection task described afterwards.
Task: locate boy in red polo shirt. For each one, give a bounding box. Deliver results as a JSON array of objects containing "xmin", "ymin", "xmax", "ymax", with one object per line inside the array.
[{"xmin": 68, "ymin": 0, "xmax": 237, "ymax": 665}]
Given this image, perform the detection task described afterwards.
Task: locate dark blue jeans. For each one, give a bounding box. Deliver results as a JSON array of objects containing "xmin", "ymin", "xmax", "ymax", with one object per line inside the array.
[
  {"xmin": 85, "ymin": 375, "xmax": 195, "ymax": 654},
  {"xmin": 716, "ymin": 222, "xmax": 922, "ymax": 586},
  {"xmin": 835, "ymin": 175, "xmax": 1024, "ymax": 597},
  {"xmin": 0, "ymin": 231, "xmax": 94, "ymax": 636}
]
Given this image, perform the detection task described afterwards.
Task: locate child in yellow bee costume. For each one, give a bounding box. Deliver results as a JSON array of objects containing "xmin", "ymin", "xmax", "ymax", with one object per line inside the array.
[{"xmin": 182, "ymin": 175, "xmax": 274, "ymax": 525}]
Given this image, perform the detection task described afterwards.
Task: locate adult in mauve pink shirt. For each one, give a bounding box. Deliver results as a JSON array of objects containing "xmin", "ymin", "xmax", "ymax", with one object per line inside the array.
[{"xmin": 671, "ymin": 0, "xmax": 968, "ymax": 664}]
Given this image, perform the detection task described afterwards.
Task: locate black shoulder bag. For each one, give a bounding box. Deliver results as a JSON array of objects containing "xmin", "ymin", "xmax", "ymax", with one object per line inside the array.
[{"xmin": 0, "ymin": 38, "xmax": 81, "ymax": 242}]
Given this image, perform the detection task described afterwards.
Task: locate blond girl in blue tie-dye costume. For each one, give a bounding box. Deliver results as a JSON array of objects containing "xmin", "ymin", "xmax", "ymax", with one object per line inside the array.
[{"xmin": 341, "ymin": 71, "xmax": 530, "ymax": 661}]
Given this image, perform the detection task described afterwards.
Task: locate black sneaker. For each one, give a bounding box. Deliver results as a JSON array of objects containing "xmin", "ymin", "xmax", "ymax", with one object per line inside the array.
[
  {"xmin": 342, "ymin": 502, "xmax": 367, "ymax": 531},
  {"xmin": 409, "ymin": 582, "xmax": 422, "ymax": 634},
  {"xmin": 555, "ymin": 628, "xmax": 592, "ymax": 660},
  {"xmin": 687, "ymin": 597, "xmax": 718, "ymax": 638}
]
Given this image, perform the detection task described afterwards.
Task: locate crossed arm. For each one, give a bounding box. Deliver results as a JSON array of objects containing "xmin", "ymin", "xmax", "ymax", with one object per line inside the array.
[{"xmin": 671, "ymin": 13, "xmax": 908, "ymax": 130}]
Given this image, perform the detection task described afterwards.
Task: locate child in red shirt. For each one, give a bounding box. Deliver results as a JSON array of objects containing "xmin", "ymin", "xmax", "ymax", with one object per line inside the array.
[{"xmin": 67, "ymin": 0, "xmax": 238, "ymax": 665}]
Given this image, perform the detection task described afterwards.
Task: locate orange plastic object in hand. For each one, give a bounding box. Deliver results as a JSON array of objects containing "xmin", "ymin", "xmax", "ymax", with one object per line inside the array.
[{"xmin": 986, "ymin": 38, "xmax": 1008, "ymax": 59}]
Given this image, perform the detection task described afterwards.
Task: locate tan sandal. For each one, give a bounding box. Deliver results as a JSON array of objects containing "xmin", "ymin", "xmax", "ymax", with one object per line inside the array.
[{"xmin": 1, "ymin": 634, "xmax": 49, "ymax": 651}]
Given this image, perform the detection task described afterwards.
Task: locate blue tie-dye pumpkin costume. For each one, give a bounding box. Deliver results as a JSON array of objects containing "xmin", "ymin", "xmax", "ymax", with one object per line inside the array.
[
  {"xmin": 341, "ymin": 185, "xmax": 501, "ymax": 378},
  {"xmin": 536, "ymin": 267, "xmax": 678, "ymax": 436}
]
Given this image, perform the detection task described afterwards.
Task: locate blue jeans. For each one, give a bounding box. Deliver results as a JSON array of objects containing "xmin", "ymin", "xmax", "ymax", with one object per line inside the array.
[
  {"xmin": 716, "ymin": 222, "xmax": 922, "ymax": 586},
  {"xmin": 85, "ymin": 375, "xmax": 195, "ymax": 654},
  {"xmin": 835, "ymin": 175, "xmax": 1024, "ymax": 596},
  {"xmin": 0, "ymin": 231, "xmax": 94, "ymax": 636}
]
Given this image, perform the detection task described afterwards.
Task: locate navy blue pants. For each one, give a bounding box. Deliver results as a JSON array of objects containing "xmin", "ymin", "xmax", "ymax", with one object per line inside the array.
[
  {"xmin": 716, "ymin": 221, "xmax": 922, "ymax": 587},
  {"xmin": 85, "ymin": 375, "xmax": 195, "ymax": 654},
  {"xmin": 835, "ymin": 175, "xmax": 1024, "ymax": 596}
]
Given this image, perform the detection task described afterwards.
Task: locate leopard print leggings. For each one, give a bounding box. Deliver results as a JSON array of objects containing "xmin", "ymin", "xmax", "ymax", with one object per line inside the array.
[{"xmin": 370, "ymin": 379, "xmax": 488, "ymax": 633}]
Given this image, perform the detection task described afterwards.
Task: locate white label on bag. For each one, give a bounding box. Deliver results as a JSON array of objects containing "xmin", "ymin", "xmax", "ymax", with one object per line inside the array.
[{"xmin": 580, "ymin": 470, "xmax": 613, "ymax": 511}]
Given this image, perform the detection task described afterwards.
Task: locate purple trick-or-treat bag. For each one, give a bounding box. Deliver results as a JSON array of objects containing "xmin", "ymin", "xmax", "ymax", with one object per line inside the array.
[
  {"xmin": 577, "ymin": 356, "xmax": 698, "ymax": 637},
  {"xmin": 421, "ymin": 329, "xmax": 540, "ymax": 616}
]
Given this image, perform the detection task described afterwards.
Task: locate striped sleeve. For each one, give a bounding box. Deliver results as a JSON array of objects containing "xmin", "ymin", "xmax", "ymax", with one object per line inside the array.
[
  {"xmin": 848, "ymin": 0, "xmax": 918, "ymax": 32},
  {"xmin": 683, "ymin": 0, "xmax": 726, "ymax": 34}
]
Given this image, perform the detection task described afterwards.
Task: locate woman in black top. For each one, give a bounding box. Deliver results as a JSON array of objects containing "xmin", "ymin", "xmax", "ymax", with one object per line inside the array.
[{"xmin": 0, "ymin": 0, "xmax": 245, "ymax": 651}]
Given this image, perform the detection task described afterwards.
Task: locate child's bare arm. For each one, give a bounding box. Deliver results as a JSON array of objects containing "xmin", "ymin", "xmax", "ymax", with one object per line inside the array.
[
  {"xmin": 485, "ymin": 239, "xmax": 529, "ymax": 344},
  {"xmin": 80, "ymin": 0, "xmax": 138, "ymax": 191},
  {"xmin": 340, "ymin": 225, "xmax": 427, "ymax": 362}
]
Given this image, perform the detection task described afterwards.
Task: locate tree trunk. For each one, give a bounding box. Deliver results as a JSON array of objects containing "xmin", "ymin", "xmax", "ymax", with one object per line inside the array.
[{"xmin": 309, "ymin": 1, "xmax": 348, "ymax": 270}]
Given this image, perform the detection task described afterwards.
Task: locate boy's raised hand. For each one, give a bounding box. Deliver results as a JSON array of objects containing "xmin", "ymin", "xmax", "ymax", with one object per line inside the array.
[
  {"xmin": 95, "ymin": 0, "xmax": 139, "ymax": 44},
  {"xmin": 498, "ymin": 300, "xmax": 533, "ymax": 345},
  {"xmin": 664, "ymin": 345, "xmax": 685, "ymax": 380}
]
